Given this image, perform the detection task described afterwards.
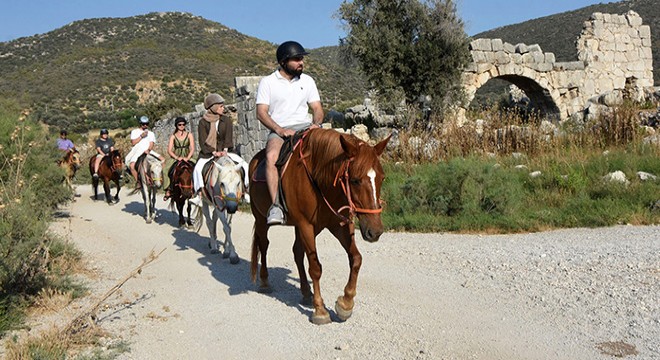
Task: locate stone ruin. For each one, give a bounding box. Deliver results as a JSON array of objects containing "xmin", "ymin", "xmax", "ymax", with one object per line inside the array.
[
  {"xmin": 152, "ymin": 11, "xmax": 657, "ymax": 161},
  {"xmin": 462, "ymin": 10, "xmax": 655, "ymax": 122}
]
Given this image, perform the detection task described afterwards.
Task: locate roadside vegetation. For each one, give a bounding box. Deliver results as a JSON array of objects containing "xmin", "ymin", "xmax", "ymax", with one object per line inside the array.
[
  {"xmin": 0, "ymin": 102, "xmax": 102, "ymax": 357},
  {"xmin": 381, "ymin": 103, "xmax": 660, "ymax": 232}
]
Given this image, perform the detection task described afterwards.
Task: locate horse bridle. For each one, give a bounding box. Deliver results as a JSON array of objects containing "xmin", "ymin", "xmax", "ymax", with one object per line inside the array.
[
  {"xmin": 110, "ymin": 153, "xmax": 123, "ymax": 174},
  {"xmin": 299, "ymin": 132, "xmax": 383, "ymax": 225},
  {"xmin": 203, "ymin": 159, "xmax": 242, "ymax": 211},
  {"xmin": 173, "ymin": 161, "xmax": 194, "ymax": 192},
  {"xmin": 140, "ymin": 156, "xmax": 162, "ymax": 186}
]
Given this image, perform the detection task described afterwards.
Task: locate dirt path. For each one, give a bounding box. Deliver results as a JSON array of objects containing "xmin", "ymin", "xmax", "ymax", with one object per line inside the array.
[{"xmin": 45, "ymin": 185, "xmax": 659, "ymax": 359}]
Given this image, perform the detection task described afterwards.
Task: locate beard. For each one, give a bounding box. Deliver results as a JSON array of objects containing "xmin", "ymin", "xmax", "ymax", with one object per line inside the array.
[{"xmin": 282, "ymin": 62, "xmax": 303, "ymax": 77}]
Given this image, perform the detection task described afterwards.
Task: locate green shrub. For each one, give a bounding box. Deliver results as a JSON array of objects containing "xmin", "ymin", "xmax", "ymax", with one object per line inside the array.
[{"xmin": 0, "ymin": 104, "xmax": 83, "ymax": 336}]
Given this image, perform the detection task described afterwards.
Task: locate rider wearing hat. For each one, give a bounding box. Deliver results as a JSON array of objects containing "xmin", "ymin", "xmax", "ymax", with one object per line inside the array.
[
  {"xmin": 125, "ymin": 116, "xmax": 165, "ymax": 185},
  {"xmin": 189, "ymin": 93, "xmax": 234, "ymax": 206},
  {"xmin": 255, "ymin": 40, "xmax": 324, "ymax": 225},
  {"xmin": 92, "ymin": 128, "xmax": 116, "ymax": 179},
  {"xmin": 163, "ymin": 117, "xmax": 195, "ymax": 201}
]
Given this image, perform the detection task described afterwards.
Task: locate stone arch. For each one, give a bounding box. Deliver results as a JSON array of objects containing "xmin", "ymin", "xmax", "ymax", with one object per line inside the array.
[
  {"xmin": 461, "ymin": 10, "xmax": 654, "ymax": 122},
  {"xmin": 468, "ymin": 72, "xmax": 562, "ymax": 121}
]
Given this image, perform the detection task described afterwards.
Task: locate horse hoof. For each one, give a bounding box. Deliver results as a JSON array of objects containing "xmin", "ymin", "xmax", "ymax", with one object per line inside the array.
[
  {"xmin": 311, "ymin": 313, "xmax": 332, "ymax": 325},
  {"xmin": 335, "ymin": 299, "xmax": 353, "ymax": 322},
  {"xmin": 146, "ymin": 218, "xmax": 152, "ymax": 224},
  {"xmin": 229, "ymin": 255, "xmax": 239, "ymax": 265},
  {"xmin": 210, "ymin": 249, "xmax": 219, "ymax": 255},
  {"xmin": 222, "ymin": 251, "xmax": 230, "ymax": 259}
]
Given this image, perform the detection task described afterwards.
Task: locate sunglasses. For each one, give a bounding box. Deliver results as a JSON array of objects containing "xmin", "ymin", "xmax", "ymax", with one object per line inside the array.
[{"xmin": 177, "ymin": 123, "xmax": 186, "ymax": 126}]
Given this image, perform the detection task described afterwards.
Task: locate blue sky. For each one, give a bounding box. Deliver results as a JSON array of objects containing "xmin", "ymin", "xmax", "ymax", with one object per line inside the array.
[{"xmin": 0, "ymin": 0, "xmax": 612, "ymax": 48}]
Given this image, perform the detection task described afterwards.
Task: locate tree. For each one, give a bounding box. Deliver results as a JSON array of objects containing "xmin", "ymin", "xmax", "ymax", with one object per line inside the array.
[{"xmin": 337, "ymin": 0, "xmax": 470, "ymax": 116}]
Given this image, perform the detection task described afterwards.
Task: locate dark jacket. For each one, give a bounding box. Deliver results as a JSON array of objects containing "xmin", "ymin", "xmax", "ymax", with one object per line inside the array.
[{"xmin": 197, "ymin": 115, "xmax": 233, "ymax": 159}]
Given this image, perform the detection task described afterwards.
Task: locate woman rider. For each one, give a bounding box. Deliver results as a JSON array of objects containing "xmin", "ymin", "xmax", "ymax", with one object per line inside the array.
[{"xmin": 163, "ymin": 117, "xmax": 195, "ymax": 201}]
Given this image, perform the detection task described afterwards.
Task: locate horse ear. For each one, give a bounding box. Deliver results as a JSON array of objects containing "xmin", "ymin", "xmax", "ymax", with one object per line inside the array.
[
  {"xmin": 340, "ymin": 134, "xmax": 359, "ymax": 159},
  {"xmin": 373, "ymin": 134, "xmax": 391, "ymax": 156}
]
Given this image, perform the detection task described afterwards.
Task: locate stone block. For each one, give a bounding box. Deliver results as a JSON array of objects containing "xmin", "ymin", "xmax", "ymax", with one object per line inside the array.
[
  {"xmin": 494, "ymin": 51, "xmax": 510, "ymax": 64},
  {"xmin": 503, "ymin": 42, "xmax": 515, "ymax": 53},
  {"xmin": 544, "ymin": 53, "xmax": 555, "ymax": 63},
  {"xmin": 491, "ymin": 39, "xmax": 503, "ymax": 51},
  {"xmin": 471, "ymin": 51, "xmax": 488, "ymax": 63},
  {"xmin": 527, "ymin": 44, "xmax": 542, "ymax": 53},
  {"xmin": 515, "ymin": 43, "xmax": 528, "ymax": 54},
  {"xmin": 639, "ymin": 25, "xmax": 651, "ymax": 38},
  {"xmin": 626, "ymin": 11, "xmax": 643, "ymax": 26},
  {"xmin": 470, "ymin": 38, "xmax": 492, "ymax": 51},
  {"xmin": 534, "ymin": 62, "xmax": 553, "ymax": 72}
]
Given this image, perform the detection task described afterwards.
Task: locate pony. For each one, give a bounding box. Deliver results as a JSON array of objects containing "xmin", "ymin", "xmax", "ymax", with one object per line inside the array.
[
  {"xmin": 58, "ymin": 149, "xmax": 82, "ymax": 188},
  {"xmin": 249, "ymin": 128, "xmax": 390, "ymax": 325},
  {"xmin": 194, "ymin": 155, "xmax": 244, "ymax": 263},
  {"xmin": 167, "ymin": 160, "xmax": 195, "ymax": 227},
  {"xmin": 89, "ymin": 149, "xmax": 124, "ymax": 204},
  {"xmin": 136, "ymin": 154, "xmax": 164, "ymax": 223}
]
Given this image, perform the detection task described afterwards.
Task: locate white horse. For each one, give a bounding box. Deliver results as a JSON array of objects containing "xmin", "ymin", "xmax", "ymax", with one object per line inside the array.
[
  {"xmin": 137, "ymin": 154, "xmax": 163, "ymax": 223},
  {"xmin": 195, "ymin": 155, "xmax": 244, "ymax": 263}
]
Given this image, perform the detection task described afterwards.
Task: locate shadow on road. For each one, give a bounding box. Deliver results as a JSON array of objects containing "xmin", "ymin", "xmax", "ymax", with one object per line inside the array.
[{"xmin": 170, "ymin": 221, "xmax": 314, "ymax": 319}]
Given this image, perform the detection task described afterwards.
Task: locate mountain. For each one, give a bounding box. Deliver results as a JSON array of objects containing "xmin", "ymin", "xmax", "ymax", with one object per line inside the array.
[
  {"xmin": 0, "ymin": 1, "xmax": 657, "ymax": 132},
  {"xmin": 0, "ymin": 12, "xmax": 366, "ymax": 132}
]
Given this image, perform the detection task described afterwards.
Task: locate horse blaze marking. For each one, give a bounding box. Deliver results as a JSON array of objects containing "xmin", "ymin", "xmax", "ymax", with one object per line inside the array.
[{"xmin": 367, "ymin": 168, "xmax": 377, "ymax": 208}]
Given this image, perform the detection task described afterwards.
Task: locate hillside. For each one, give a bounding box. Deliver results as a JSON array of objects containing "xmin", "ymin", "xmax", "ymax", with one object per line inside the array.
[
  {"xmin": 0, "ymin": 1, "xmax": 657, "ymax": 132},
  {"xmin": 0, "ymin": 12, "xmax": 366, "ymax": 132}
]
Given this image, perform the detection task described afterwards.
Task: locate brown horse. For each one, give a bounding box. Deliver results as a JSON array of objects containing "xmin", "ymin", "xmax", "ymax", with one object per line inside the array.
[
  {"xmin": 89, "ymin": 149, "xmax": 124, "ymax": 204},
  {"xmin": 167, "ymin": 160, "xmax": 195, "ymax": 227},
  {"xmin": 249, "ymin": 128, "xmax": 390, "ymax": 325},
  {"xmin": 58, "ymin": 149, "xmax": 82, "ymax": 188}
]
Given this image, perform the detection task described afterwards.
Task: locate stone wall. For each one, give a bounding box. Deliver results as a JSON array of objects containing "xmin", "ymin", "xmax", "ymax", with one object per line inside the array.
[
  {"xmin": 462, "ymin": 10, "xmax": 654, "ymax": 121},
  {"xmin": 233, "ymin": 76, "xmax": 269, "ymax": 162}
]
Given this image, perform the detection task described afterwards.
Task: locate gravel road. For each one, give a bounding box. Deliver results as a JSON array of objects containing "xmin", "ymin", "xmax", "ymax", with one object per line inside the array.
[{"xmin": 46, "ymin": 185, "xmax": 659, "ymax": 360}]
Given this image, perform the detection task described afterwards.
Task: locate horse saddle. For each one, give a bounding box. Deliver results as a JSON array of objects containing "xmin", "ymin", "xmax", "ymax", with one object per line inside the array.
[
  {"xmin": 201, "ymin": 158, "xmax": 215, "ymax": 180},
  {"xmin": 252, "ymin": 129, "xmax": 307, "ymax": 183},
  {"xmin": 252, "ymin": 129, "xmax": 308, "ymax": 214},
  {"xmin": 135, "ymin": 153, "xmax": 146, "ymax": 171}
]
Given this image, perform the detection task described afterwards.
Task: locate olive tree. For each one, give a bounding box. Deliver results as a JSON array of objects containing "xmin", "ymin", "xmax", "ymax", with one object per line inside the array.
[{"xmin": 337, "ymin": 0, "xmax": 470, "ymax": 116}]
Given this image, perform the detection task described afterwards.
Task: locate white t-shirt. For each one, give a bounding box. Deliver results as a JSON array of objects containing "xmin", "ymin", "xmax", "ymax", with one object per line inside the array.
[
  {"xmin": 130, "ymin": 128, "xmax": 156, "ymax": 155},
  {"xmin": 255, "ymin": 70, "xmax": 321, "ymax": 128}
]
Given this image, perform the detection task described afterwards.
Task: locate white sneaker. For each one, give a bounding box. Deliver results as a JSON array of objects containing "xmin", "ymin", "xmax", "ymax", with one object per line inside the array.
[
  {"xmin": 266, "ymin": 205, "xmax": 285, "ymax": 225},
  {"xmin": 189, "ymin": 195, "xmax": 202, "ymax": 207}
]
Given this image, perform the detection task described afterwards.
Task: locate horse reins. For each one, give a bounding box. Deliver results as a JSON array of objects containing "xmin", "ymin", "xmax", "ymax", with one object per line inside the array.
[
  {"xmin": 173, "ymin": 161, "xmax": 193, "ymax": 192},
  {"xmin": 139, "ymin": 155, "xmax": 162, "ymax": 186},
  {"xmin": 298, "ymin": 132, "xmax": 383, "ymax": 225},
  {"xmin": 203, "ymin": 158, "xmax": 241, "ymax": 211}
]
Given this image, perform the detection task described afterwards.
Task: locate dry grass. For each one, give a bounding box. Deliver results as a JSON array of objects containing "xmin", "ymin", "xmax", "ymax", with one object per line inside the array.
[
  {"xmin": 3, "ymin": 249, "xmax": 165, "ymax": 359},
  {"xmin": 388, "ymin": 103, "xmax": 651, "ymax": 164}
]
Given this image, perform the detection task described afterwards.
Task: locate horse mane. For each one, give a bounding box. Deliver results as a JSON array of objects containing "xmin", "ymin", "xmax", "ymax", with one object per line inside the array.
[
  {"xmin": 62, "ymin": 149, "xmax": 77, "ymax": 162},
  {"xmin": 305, "ymin": 129, "xmax": 375, "ymax": 190}
]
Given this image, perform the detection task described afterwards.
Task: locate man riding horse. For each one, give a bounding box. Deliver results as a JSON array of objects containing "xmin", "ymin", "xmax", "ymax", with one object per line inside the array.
[{"xmin": 255, "ymin": 40, "xmax": 324, "ymax": 225}]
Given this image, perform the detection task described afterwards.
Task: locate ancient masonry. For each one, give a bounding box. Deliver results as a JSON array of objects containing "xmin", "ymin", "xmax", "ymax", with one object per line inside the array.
[
  {"xmin": 154, "ymin": 11, "xmax": 654, "ymax": 159},
  {"xmin": 151, "ymin": 76, "xmax": 266, "ymax": 162},
  {"xmin": 462, "ymin": 10, "xmax": 654, "ymax": 121}
]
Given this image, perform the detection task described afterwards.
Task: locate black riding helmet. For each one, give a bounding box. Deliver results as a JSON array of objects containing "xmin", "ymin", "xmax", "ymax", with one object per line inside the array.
[
  {"xmin": 100, "ymin": 128, "xmax": 109, "ymax": 135},
  {"xmin": 174, "ymin": 117, "xmax": 187, "ymax": 126},
  {"xmin": 276, "ymin": 41, "xmax": 309, "ymax": 65}
]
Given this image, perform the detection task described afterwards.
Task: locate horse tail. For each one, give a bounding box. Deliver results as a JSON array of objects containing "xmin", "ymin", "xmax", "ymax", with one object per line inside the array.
[{"xmin": 250, "ymin": 223, "xmax": 259, "ymax": 283}]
